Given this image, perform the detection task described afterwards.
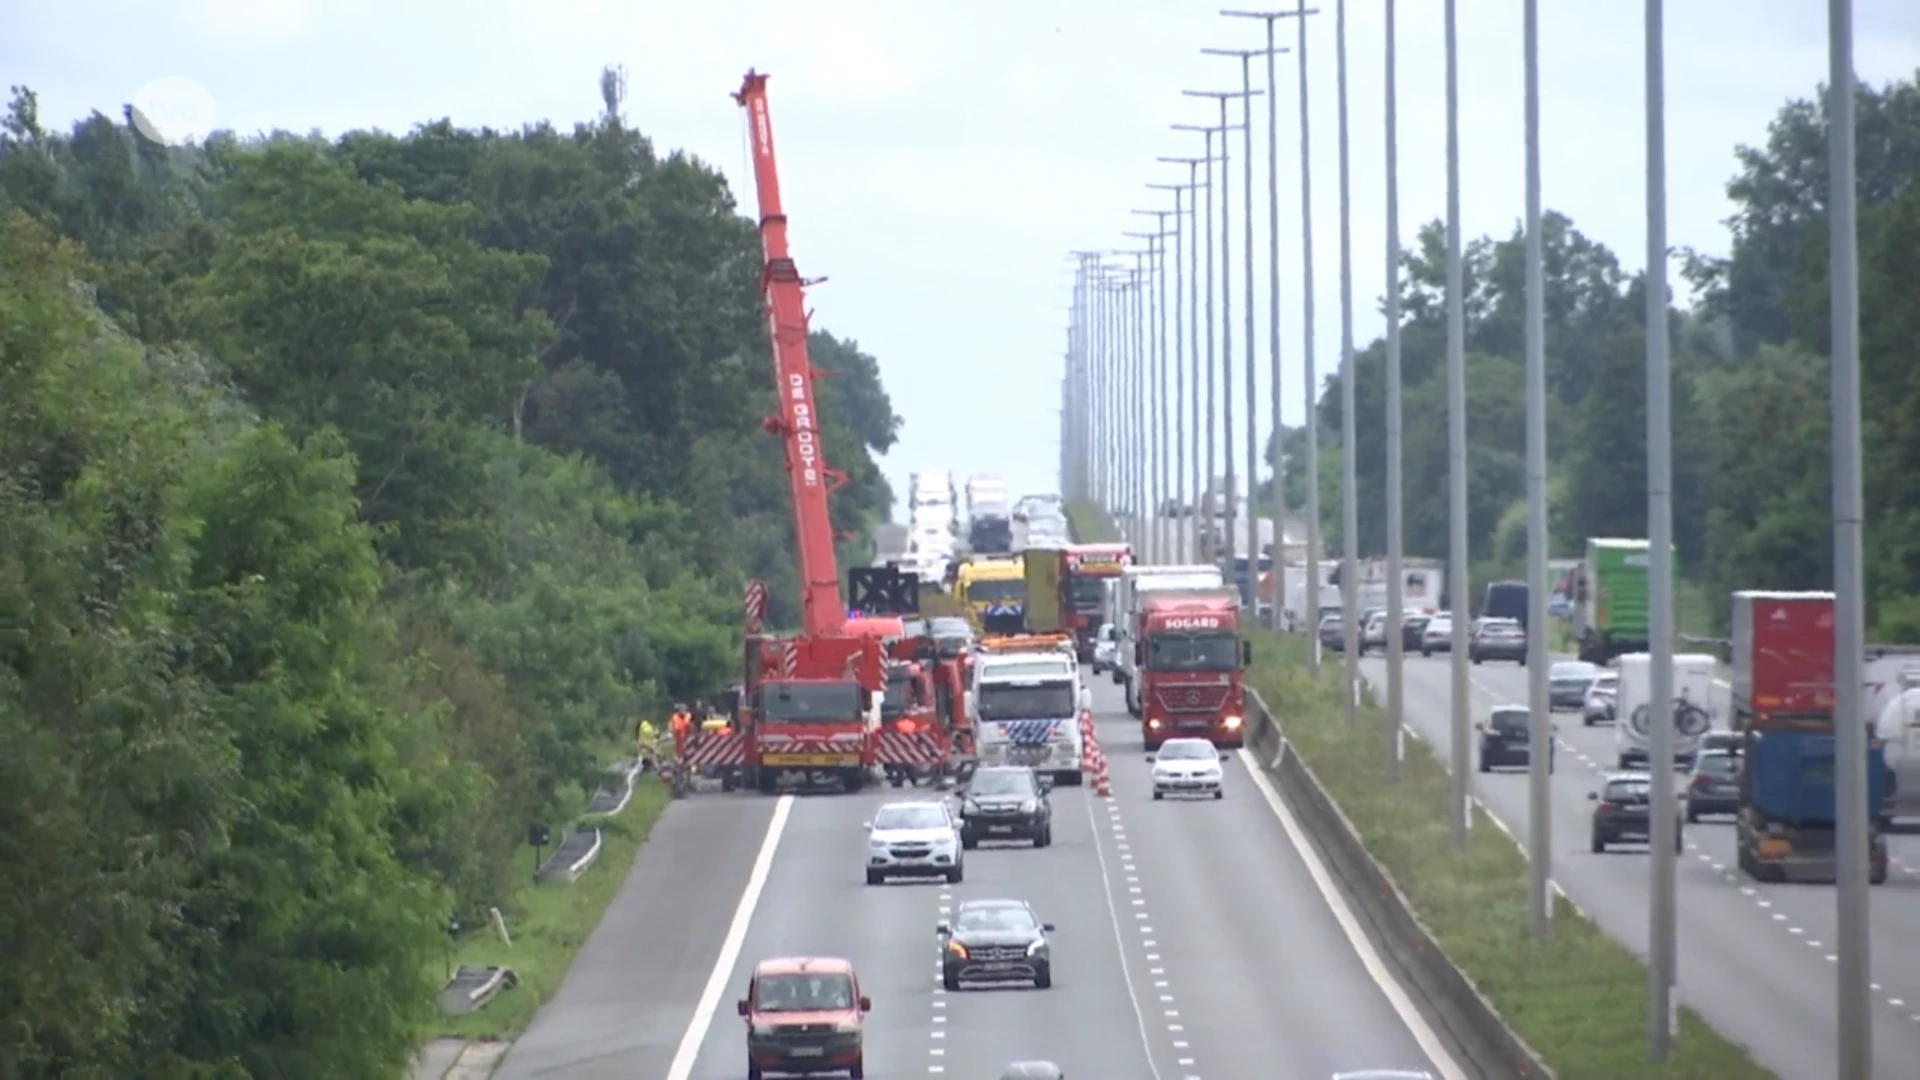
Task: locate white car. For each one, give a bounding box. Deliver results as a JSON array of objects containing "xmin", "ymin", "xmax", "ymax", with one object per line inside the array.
[
  {"xmin": 1148, "ymin": 738, "xmax": 1225, "ymax": 800},
  {"xmin": 866, "ymin": 801, "xmax": 964, "ymax": 884},
  {"xmin": 1420, "ymin": 613, "xmax": 1454, "ymax": 655},
  {"xmin": 1091, "ymin": 623, "xmax": 1118, "ymax": 673}
]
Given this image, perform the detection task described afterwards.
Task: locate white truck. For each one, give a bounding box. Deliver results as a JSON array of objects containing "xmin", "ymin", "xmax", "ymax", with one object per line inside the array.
[
  {"xmin": 965, "ymin": 649, "xmax": 1090, "ymax": 786},
  {"xmin": 1614, "ymin": 652, "xmax": 1719, "ymax": 769},
  {"xmin": 1113, "ymin": 564, "xmax": 1227, "ymax": 716}
]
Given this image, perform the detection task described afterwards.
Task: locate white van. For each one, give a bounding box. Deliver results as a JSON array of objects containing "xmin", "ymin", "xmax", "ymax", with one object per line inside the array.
[{"xmin": 1614, "ymin": 652, "xmax": 1718, "ymax": 769}]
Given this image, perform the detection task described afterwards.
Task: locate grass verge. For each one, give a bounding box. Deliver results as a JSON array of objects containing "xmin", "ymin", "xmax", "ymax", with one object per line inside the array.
[
  {"xmin": 1249, "ymin": 636, "xmax": 1769, "ymax": 1080},
  {"xmin": 427, "ymin": 776, "xmax": 671, "ymax": 1041},
  {"xmin": 1066, "ymin": 500, "xmax": 1118, "ymax": 543}
]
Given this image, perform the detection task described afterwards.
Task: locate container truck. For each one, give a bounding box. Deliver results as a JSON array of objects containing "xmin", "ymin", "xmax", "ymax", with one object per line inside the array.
[
  {"xmin": 1728, "ymin": 590, "xmax": 1889, "ymax": 884},
  {"xmin": 1578, "ymin": 537, "xmax": 1678, "ymax": 665},
  {"xmin": 1613, "ymin": 651, "xmax": 1718, "ymax": 769}
]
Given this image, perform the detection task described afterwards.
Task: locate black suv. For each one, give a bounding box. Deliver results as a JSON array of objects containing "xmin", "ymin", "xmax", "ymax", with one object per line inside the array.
[
  {"xmin": 1476, "ymin": 705, "xmax": 1554, "ymax": 773},
  {"xmin": 957, "ymin": 766, "xmax": 1053, "ymax": 848},
  {"xmin": 939, "ymin": 898, "xmax": 1054, "ymax": 990}
]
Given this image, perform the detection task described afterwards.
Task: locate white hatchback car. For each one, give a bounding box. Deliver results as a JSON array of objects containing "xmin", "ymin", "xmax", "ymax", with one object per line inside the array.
[
  {"xmin": 865, "ymin": 801, "xmax": 964, "ymax": 885},
  {"xmin": 1148, "ymin": 738, "xmax": 1225, "ymax": 800}
]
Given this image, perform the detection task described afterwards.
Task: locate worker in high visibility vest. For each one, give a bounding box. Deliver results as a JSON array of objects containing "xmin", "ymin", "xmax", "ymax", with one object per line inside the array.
[{"xmin": 670, "ymin": 707, "xmax": 693, "ymax": 738}]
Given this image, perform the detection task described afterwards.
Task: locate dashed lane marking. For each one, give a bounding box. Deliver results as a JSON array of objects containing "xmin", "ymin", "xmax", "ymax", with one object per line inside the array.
[
  {"xmin": 1383, "ymin": 661, "xmax": 1920, "ymax": 1026},
  {"xmin": 1086, "ymin": 790, "xmax": 1178, "ymax": 1079}
]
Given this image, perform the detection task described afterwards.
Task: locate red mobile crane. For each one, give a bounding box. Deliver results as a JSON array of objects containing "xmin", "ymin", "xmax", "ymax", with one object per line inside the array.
[{"xmin": 676, "ymin": 71, "xmax": 928, "ymax": 794}]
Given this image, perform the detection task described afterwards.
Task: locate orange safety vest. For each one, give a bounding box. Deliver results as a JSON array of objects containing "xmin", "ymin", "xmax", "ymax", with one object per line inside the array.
[{"xmin": 671, "ymin": 712, "xmax": 692, "ymax": 736}]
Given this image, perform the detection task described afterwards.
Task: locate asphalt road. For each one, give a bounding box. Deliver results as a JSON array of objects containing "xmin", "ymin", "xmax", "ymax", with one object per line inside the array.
[
  {"xmin": 495, "ymin": 678, "xmax": 1462, "ymax": 1079},
  {"xmin": 1359, "ymin": 650, "xmax": 1920, "ymax": 1079}
]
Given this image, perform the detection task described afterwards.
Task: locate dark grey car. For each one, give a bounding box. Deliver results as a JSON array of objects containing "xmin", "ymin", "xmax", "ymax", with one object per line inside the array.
[
  {"xmin": 956, "ymin": 766, "xmax": 1053, "ymax": 848},
  {"xmin": 1684, "ymin": 749, "xmax": 1743, "ymax": 821},
  {"xmin": 940, "ymin": 899, "xmax": 1054, "ymax": 990}
]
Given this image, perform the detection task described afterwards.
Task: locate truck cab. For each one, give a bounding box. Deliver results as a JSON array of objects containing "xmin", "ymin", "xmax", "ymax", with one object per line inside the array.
[
  {"xmin": 1114, "ymin": 565, "xmax": 1227, "ymax": 716},
  {"xmin": 966, "ymin": 644, "xmax": 1090, "ymax": 786},
  {"xmin": 745, "ymin": 634, "xmax": 884, "ymax": 794},
  {"xmin": 1136, "ymin": 589, "xmax": 1252, "ymax": 751}
]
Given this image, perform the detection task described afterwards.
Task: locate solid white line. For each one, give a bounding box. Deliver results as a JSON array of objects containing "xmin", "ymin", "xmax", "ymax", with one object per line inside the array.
[
  {"xmin": 1082, "ymin": 789, "xmax": 1167, "ymax": 1080},
  {"xmin": 664, "ymin": 794, "xmax": 795, "ymax": 1080},
  {"xmin": 1237, "ymin": 748, "xmax": 1471, "ymax": 1080}
]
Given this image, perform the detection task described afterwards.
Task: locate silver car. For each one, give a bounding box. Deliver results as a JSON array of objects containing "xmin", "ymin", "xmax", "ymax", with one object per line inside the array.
[
  {"xmin": 1091, "ymin": 623, "xmax": 1118, "ymax": 673},
  {"xmin": 1583, "ymin": 671, "xmax": 1618, "ymax": 726},
  {"xmin": 1549, "ymin": 660, "xmax": 1603, "ymax": 711}
]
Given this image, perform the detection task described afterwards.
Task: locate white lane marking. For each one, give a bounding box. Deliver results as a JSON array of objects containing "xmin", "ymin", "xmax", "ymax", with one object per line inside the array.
[
  {"xmin": 1084, "ymin": 791, "xmax": 1167, "ymax": 1080},
  {"xmin": 664, "ymin": 795, "xmax": 795, "ymax": 1080},
  {"xmin": 1237, "ymin": 749, "xmax": 1470, "ymax": 1080}
]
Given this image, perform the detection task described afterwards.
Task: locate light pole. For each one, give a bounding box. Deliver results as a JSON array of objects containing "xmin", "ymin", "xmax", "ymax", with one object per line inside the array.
[
  {"xmin": 1133, "ymin": 210, "xmax": 1176, "ymax": 565},
  {"xmin": 1180, "ymin": 90, "xmax": 1257, "ymax": 584},
  {"xmin": 1643, "ymin": 0, "xmax": 1679, "ymax": 1060},
  {"xmin": 1331, "ymin": 0, "xmax": 1357, "ymax": 728},
  {"xmin": 1223, "ymin": 4, "xmax": 1318, "ymax": 647},
  {"xmin": 1827, "ymin": 1, "xmax": 1870, "ymax": 1076},
  {"xmin": 1168, "ymin": 124, "xmax": 1233, "ymax": 565},
  {"xmin": 1159, "ymin": 153, "xmax": 1215, "ymax": 565},
  {"xmin": 1148, "ymin": 179, "xmax": 1201, "ymax": 563},
  {"xmin": 1125, "ymin": 228, "xmax": 1168, "ymax": 560},
  {"xmin": 1383, "ymin": 0, "xmax": 1406, "ymax": 782},
  {"xmin": 1068, "ymin": 252, "xmax": 1104, "ymax": 504},
  {"xmin": 1116, "ymin": 252, "xmax": 1152, "ymax": 544},
  {"xmin": 1201, "ymin": 47, "xmax": 1283, "ymax": 613},
  {"xmin": 1521, "ymin": 0, "xmax": 1553, "ymax": 941},
  {"xmin": 1442, "ymin": 0, "xmax": 1472, "ymax": 853}
]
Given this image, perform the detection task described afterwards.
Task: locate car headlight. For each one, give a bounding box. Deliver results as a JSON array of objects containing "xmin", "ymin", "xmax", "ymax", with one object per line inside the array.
[
  {"xmin": 946, "ymin": 941, "xmax": 969, "ymax": 959},
  {"xmin": 751, "ymin": 1022, "xmax": 775, "ymax": 1036},
  {"xmin": 1223, "ymin": 715, "xmax": 1243, "ymax": 729},
  {"xmin": 833, "ymin": 1020, "xmax": 859, "ymax": 1033},
  {"xmin": 1027, "ymin": 939, "xmax": 1049, "ymax": 956},
  {"xmin": 1020, "ymin": 800, "xmax": 1038, "ymax": 813},
  {"xmin": 961, "ymin": 800, "xmax": 980, "ymax": 816},
  {"xmin": 869, "ymin": 839, "xmax": 890, "ymax": 851}
]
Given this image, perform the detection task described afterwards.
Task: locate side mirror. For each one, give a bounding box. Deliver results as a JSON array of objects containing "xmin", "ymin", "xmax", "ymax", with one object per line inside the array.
[
  {"xmin": 859, "ymin": 996, "xmax": 872, "ymax": 1013},
  {"xmin": 861, "ymin": 822, "xmax": 872, "ymax": 830},
  {"xmin": 1587, "ymin": 792, "xmax": 1599, "ymax": 801},
  {"xmin": 1242, "ymin": 640, "xmax": 1253, "ymax": 666},
  {"xmin": 935, "ymin": 923, "xmax": 951, "ymax": 936},
  {"xmin": 1041, "ymin": 922, "xmax": 1056, "ymax": 932},
  {"xmin": 1473, "ymin": 721, "xmax": 1485, "ymax": 731},
  {"xmin": 737, "ymin": 999, "xmax": 750, "ymax": 1016},
  {"xmin": 1144, "ymin": 753, "xmax": 1156, "ymax": 763}
]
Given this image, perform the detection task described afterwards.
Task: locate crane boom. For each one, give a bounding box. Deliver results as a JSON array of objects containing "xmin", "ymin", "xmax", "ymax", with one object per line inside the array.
[{"xmin": 734, "ymin": 69, "xmax": 847, "ymax": 638}]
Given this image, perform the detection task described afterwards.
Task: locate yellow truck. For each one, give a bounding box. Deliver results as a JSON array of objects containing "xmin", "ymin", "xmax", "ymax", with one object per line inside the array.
[{"xmin": 955, "ymin": 558, "xmax": 1027, "ymax": 635}]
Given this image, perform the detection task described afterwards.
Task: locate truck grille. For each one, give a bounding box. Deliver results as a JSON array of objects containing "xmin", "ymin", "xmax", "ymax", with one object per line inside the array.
[{"xmin": 1153, "ymin": 685, "xmax": 1231, "ymax": 714}]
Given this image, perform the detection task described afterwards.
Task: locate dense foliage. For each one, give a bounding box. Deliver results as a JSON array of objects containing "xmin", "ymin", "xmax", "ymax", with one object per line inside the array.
[
  {"xmin": 0, "ymin": 73, "xmax": 897, "ymax": 1075},
  {"xmin": 1276, "ymin": 71, "xmax": 1919, "ymax": 633}
]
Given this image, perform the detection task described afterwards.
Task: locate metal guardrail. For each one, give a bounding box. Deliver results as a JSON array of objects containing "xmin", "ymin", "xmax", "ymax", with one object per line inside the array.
[
  {"xmin": 1244, "ymin": 688, "xmax": 1554, "ymax": 1079},
  {"xmin": 437, "ymin": 964, "xmax": 519, "ymax": 1017},
  {"xmin": 535, "ymin": 826, "xmax": 604, "ymax": 884},
  {"xmin": 584, "ymin": 759, "xmax": 641, "ymax": 816}
]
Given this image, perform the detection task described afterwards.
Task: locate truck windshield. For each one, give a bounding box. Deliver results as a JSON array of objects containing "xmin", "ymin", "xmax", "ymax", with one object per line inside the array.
[
  {"xmin": 760, "ymin": 681, "xmax": 861, "ymax": 722},
  {"xmin": 1145, "ymin": 632, "xmax": 1240, "ymax": 672},
  {"xmin": 881, "ymin": 673, "xmax": 910, "ymax": 719},
  {"xmin": 1065, "ymin": 576, "xmax": 1107, "ymax": 611},
  {"xmin": 967, "ymin": 579, "xmax": 1026, "ymax": 603},
  {"xmin": 977, "ymin": 682, "xmax": 1077, "ymax": 719}
]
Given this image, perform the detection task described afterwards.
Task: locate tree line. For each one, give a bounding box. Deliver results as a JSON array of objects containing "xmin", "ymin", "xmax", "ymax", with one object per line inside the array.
[
  {"xmin": 0, "ymin": 69, "xmax": 898, "ymax": 1076},
  {"xmin": 1272, "ymin": 69, "xmax": 1919, "ymax": 634}
]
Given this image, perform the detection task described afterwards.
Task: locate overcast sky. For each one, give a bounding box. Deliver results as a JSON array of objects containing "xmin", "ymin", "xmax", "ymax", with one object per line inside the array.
[{"xmin": 7, "ymin": 1, "xmax": 1918, "ymax": 517}]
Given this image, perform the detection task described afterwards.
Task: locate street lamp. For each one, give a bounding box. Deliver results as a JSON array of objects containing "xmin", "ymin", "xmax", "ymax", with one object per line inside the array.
[
  {"xmin": 1132, "ymin": 210, "xmax": 1177, "ymax": 566},
  {"xmin": 1178, "ymin": 89, "xmax": 1259, "ymax": 579},
  {"xmin": 1158, "ymin": 151, "xmax": 1218, "ymax": 564},
  {"xmin": 1148, "ymin": 179, "xmax": 1202, "ymax": 563}
]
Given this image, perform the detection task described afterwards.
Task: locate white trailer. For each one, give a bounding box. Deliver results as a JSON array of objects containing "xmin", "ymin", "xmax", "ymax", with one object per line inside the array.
[{"xmin": 1614, "ymin": 652, "xmax": 1718, "ymax": 769}]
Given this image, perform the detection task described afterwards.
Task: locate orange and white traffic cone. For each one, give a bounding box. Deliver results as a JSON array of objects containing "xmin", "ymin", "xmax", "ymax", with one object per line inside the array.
[{"xmin": 1093, "ymin": 745, "xmax": 1111, "ymax": 797}]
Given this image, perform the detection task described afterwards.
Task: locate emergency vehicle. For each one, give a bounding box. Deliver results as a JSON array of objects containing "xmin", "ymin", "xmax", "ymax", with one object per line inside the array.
[{"xmin": 965, "ymin": 634, "xmax": 1090, "ymax": 786}]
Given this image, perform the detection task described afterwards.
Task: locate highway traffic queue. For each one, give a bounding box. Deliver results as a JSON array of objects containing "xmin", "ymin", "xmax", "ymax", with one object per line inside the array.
[{"xmin": 713, "ymin": 71, "xmax": 1434, "ymax": 1080}]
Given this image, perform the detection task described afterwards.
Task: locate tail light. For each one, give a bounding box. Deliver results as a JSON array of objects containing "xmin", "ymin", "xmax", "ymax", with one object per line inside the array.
[
  {"xmin": 1691, "ymin": 774, "xmax": 1711, "ymax": 789},
  {"xmin": 1596, "ymin": 801, "xmax": 1617, "ymax": 813}
]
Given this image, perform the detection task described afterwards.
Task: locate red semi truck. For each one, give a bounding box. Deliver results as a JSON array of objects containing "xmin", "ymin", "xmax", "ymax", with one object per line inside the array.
[
  {"xmin": 1062, "ymin": 544, "xmax": 1132, "ymax": 661},
  {"xmin": 1134, "ymin": 588, "xmax": 1253, "ymax": 751}
]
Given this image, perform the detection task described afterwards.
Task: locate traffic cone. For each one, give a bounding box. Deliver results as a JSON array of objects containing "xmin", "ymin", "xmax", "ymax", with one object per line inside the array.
[{"xmin": 1093, "ymin": 746, "xmax": 1111, "ymax": 797}]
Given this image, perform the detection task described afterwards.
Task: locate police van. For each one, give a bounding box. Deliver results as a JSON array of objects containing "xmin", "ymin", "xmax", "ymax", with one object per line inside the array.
[{"xmin": 966, "ymin": 642, "xmax": 1090, "ymax": 786}]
